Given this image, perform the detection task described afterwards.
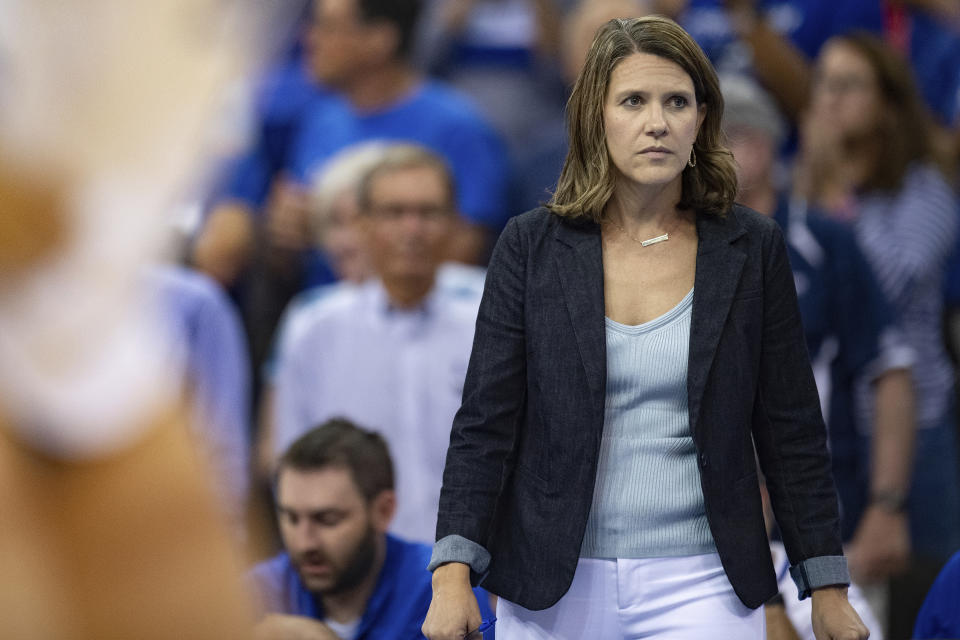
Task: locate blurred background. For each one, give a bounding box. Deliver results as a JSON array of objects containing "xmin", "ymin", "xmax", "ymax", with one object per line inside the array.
[{"xmin": 3, "ymin": 1, "xmax": 960, "ymax": 638}]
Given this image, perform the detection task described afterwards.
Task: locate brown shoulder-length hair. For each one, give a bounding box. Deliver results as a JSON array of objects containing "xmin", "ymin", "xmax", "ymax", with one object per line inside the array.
[
  {"xmin": 548, "ymin": 15, "xmax": 736, "ymax": 221},
  {"xmin": 828, "ymin": 32, "xmax": 942, "ymax": 192}
]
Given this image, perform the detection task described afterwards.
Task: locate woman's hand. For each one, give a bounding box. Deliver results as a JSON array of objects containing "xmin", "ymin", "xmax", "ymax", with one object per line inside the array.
[
  {"xmin": 422, "ymin": 563, "xmax": 482, "ymax": 640},
  {"xmin": 810, "ymin": 587, "xmax": 870, "ymax": 639}
]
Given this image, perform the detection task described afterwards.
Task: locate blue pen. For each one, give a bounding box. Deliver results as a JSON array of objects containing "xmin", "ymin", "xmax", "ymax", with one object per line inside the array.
[{"xmin": 467, "ymin": 617, "xmax": 496, "ymax": 637}]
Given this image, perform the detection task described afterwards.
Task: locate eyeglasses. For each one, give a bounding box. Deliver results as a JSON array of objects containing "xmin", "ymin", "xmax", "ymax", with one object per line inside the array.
[{"xmin": 365, "ymin": 202, "xmax": 454, "ymax": 222}]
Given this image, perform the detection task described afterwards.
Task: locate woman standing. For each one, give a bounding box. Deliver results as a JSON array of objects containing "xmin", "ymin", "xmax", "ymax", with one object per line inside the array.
[{"xmin": 424, "ymin": 16, "xmax": 868, "ymax": 640}]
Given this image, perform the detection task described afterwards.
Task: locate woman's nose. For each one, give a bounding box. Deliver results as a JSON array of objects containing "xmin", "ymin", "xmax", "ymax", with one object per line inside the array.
[{"xmin": 644, "ymin": 106, "xmax": 667, "ymax": 137}]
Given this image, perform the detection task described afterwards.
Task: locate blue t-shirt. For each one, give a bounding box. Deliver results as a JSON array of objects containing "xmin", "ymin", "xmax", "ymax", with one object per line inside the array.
[
  {"xmin": 914, "ymin": 551, "xmax": 960, "ymax": 639},
  {"xmin": 774, "ymin": 198, "xmax": 897, "ymax": 540},
  {"xmin": 288, "ymin": 81, "xmax": 510, "ymax": 230},
  {"xmin": 221, "ymin": 56, "xmax": 334, "ymax": 207},
  {"xmin": 250, "ymin": 534, "xmax": 496, "ymax": 640}
]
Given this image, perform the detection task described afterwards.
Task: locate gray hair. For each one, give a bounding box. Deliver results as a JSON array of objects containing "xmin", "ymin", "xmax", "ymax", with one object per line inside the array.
[
  {"xmin": 719, "ymin": 73, "xmax": 787, "ymax": 148},
  {"xmin": 356, "ymin": 143, "xmax": 457, "ymax": 213},
  {"xmin": 308, "ymin": 141, "xmax": 389, "ymax": 245}
]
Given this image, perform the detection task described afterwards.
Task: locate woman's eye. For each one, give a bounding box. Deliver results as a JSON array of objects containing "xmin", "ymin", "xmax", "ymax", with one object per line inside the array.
[
  {"xmin": 670, "ymin": 96, "xmax": 688, "ymax": 108},
  {"xmin": 625, "ymin": 95, "xmax": 642, "ymax": 106}
]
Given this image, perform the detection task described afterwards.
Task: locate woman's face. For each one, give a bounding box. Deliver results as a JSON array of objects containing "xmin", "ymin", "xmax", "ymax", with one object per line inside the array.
[
  {"xmin": 810, "ymin": 40, "xmax": 882, "ymax": 139},
  {"xmin": 603, "ymin": 52, "xmax": 705, "ymax": 193}
]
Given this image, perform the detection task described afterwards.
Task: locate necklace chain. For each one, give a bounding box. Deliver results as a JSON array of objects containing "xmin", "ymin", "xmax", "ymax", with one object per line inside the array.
[{"xmin": 605, "ymin": 218, "xmax": 671, "ymax": 247}]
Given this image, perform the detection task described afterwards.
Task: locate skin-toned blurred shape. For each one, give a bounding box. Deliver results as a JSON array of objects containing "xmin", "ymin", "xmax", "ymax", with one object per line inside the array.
[
  {"xmin": 0, "ymin": 407, "xmax": 262, "ymax": 639},
  {"xmin": 0, "ymin": 1, "xmax": 300, "ymax": 637}
]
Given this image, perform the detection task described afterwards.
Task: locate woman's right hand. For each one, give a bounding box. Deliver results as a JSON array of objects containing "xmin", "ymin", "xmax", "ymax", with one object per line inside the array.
[{"xmin": 422, "ymin": 563, "xmax": 483, "ymax": 640}]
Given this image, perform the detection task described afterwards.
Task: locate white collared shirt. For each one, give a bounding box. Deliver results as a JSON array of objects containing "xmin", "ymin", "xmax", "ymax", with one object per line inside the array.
[{"xmin": 271, "ymin": 265, "xmax": 484, "ymax": 542}]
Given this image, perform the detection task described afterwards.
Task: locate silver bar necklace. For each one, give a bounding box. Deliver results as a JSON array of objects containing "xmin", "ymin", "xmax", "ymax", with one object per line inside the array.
[{"xmin": 640, "ymin": 233, "xmax": 669, "ymax": 247}]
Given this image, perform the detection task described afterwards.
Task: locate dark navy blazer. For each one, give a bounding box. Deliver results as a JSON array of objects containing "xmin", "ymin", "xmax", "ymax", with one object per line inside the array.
[{"xmin": 436, "ymin": 205, "xmax": 843, "ymax": 610}]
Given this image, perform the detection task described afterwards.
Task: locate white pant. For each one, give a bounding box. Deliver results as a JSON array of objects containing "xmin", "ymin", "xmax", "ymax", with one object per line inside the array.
[{"xmin": 497, "ymin": 554, "xmax": 764, "ymax": 639}]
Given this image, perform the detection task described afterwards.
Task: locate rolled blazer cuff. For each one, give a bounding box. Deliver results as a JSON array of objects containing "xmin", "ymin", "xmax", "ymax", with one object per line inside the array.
[
  {"xmin": 428, "ymin": 534, "xmax": 491, "ymax": 577},
  {"xmin": 789, "ymin": 555, "xmax": 850, "ymax": 600}
]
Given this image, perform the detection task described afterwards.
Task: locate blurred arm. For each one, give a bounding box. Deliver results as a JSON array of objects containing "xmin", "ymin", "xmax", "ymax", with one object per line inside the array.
[
  {"xmin": 726, "ymin": 0, "xmax": 813, "ymax": 123},
  {"xmin": 846, "ymin": 367, "xmax": 914, "ymax": 583},
  {"xmin": 531, "ymin": 0, "xmax": 563, "ymax": 60},
  {"xmin": 192, "ymin": 201, "xmax": 257, "ymax": 288}
]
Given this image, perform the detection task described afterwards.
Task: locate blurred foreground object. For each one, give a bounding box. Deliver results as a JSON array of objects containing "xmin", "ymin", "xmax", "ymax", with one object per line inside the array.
[
  {"xmin": 0, "ymin": 1, "xmax": 301, "ymax": 637},
  {"xmin": 0, "ymin": 407, "xmax": 259, "ymax": 639}
]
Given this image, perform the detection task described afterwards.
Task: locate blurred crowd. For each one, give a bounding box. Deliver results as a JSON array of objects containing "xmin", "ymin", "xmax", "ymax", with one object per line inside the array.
[
  {"xmin": 179, "ymin": 0, "xmax": 960, "ymax": 638},
  {"xmin": 5, "ymin": 0, "xmax": 960, "ymax": 638}
]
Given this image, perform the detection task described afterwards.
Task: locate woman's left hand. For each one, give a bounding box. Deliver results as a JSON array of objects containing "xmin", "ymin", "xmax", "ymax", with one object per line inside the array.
[{"xmin": 810, "ymin": 587, "xmax": 870, "ymax": 639}]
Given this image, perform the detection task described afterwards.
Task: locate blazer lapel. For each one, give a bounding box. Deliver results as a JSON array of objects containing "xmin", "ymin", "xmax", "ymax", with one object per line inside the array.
[
  {"xmin": 554, "ymin": 220, "xmax": 606, "ymax": 403},
  {"xmin": 687, "ymin": 212, "xmax": 747, "ymax": 439}
]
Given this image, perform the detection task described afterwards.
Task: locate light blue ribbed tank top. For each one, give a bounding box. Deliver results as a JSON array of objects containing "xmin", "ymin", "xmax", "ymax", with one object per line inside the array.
[{"xmin": 580, "ymin": 288, "xmax": 716, "ymax": 558}]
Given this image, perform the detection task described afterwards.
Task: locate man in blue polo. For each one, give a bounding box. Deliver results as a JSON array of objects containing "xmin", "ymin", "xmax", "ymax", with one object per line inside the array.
[
  {"xmin": 194, "ymin": 0, "xmax": 509, "ymax": 290},
  {"xmin": 250, "ymin": 418, "xmax": 494, "ymax": 639}
]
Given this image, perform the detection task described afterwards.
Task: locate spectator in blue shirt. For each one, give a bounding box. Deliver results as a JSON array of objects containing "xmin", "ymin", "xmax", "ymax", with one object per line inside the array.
[
  {"xmin": 193, "ymin": 0, "xmax": 510, "ymax": 291},
  {"xmin": 288, "ymin": 0, "xmax": 510, "ymax": 262},
  {"xmin": 250, "ymin": 418, "xmax": 495, "ymax": 640}
]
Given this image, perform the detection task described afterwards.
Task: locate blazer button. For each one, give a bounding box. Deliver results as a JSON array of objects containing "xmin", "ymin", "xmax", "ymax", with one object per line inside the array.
[{"xmin": 699, "ymin": 453, "xmax": 708, "ymax": 468}]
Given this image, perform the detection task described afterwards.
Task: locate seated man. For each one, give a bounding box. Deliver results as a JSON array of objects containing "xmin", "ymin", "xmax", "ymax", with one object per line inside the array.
[
  {"xmin": 250, "ymin": 418, "xmax": 494, "ymax": 640},
  {"xmin": 266, "ymin": 144, "xmax": 484, "ymax": 543}
]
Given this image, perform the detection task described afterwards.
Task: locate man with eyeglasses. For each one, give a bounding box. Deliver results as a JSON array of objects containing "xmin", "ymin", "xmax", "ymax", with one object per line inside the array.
[{"xmin": 268, "ymin": 144, "xmax": 484, "ymax": 544}]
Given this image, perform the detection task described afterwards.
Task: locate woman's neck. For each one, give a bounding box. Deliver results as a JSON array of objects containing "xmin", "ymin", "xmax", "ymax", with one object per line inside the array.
[{"xmin": 605, "ymin": 177, "xmax": 684, "ymax": 234}]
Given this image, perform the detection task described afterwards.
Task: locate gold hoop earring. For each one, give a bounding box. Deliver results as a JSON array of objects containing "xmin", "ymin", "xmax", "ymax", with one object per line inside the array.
[{"xmin": 688, "ymin": 148, "xmax": 697, "ymax": 168}]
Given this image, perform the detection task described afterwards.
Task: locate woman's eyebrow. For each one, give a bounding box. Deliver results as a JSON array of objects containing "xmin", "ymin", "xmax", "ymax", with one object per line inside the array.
[{"xmin": 610, "ymin": 87, "xmax": 695, "ymax": 99}]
